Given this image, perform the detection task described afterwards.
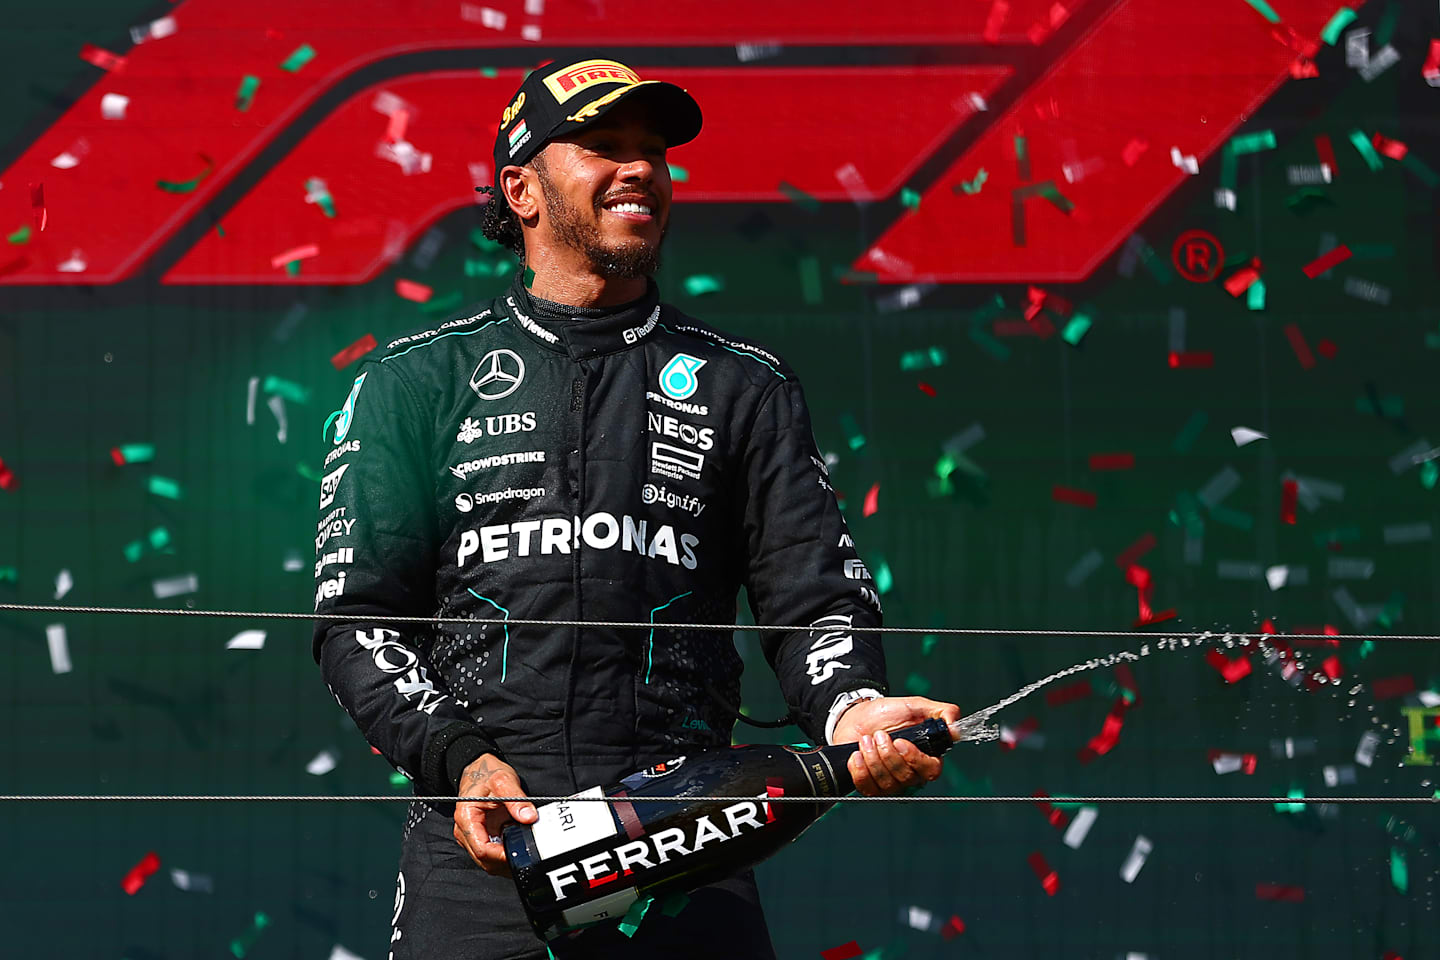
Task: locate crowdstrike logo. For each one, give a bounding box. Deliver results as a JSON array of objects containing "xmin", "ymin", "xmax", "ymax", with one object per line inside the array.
[
  {"xmin": 449, "ymin": 450, "xmax": 546, "ymax": 478},
  {"xmin": 456, "ymin": 512, "xmax": 698, "ymax": 569}
]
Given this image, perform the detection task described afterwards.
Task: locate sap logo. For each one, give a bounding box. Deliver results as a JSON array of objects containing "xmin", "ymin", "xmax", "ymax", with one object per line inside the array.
[
  {"xmin": 319, "ymin": 463, "xmax": 350, "ymax": 510},
  {"xmin": 647, "ymin": 412, "xmax": 714, "ymax": 451},
  {"xmin": 843, "ymin": 559, "xmax": 872, "ymax": 581},
  {"xmin": 324, "ymin": 438, "xmax": 360, "ymax": 468},
  {"xmin": 623, "ymin": 306, "xmax": 660, "ymax": 345},
  {"xmin": 314, "ymin": 571, "xmax": 347, "ymax": 606},
  {"xmin": 315, "ymin": 547, "xmax": 354, "ymax": 577},
  {"xmin": 457, "ymin": 512, "xmax": 698, "ymax": 569},
  {"xmin": 545, "ymin": 799, "xmax": 767, "ymax": 902},
  {"xmin": 805, "ymin": 614, "xmax": 854, "ymax": 686},
  {"xmin": 650, "ymin": 442, "xmax": 704, "ymax": 482},
  {"xmin": 353, "ymin": 628, "xmax": 450, "ymax": 716}
]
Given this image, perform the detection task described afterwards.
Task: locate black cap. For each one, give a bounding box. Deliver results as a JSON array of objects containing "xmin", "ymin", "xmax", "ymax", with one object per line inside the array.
[{"xmin": 491, "ymin": 57, "xmax": 703, "ymax": 178}]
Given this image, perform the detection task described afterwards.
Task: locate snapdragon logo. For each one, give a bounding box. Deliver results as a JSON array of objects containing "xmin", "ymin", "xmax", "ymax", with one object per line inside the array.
[
  {"xmin": 544, "ymin": 799, "xmax": 769, "ymax": 902},
  {"xmin": 454, "ymin": 486, "xmax": 544, "ymax": 513},
  {"xmin": 456, "ymin": 512, "xmax": 698, "ymax": 569}
]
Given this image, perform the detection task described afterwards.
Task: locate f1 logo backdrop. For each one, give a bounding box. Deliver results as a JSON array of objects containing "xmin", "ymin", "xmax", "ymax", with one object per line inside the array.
[{"xmin": 0, "ymin": 0, "xmax": 1355, "ymax": 287}]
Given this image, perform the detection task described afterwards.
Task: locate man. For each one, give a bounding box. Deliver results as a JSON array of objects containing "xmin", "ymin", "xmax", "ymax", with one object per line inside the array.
[{"xmin": 313, "ymin": 56, "xmax": 961, "ymax": 959}]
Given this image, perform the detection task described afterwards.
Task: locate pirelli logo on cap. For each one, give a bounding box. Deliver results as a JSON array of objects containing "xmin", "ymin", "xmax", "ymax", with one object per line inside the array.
[{"xmin": 544, "ymin": 59, "xmax": 643, "ymax": 104}]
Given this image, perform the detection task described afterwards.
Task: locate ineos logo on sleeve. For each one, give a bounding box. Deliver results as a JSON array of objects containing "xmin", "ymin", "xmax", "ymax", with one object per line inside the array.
[{"xmin": 470, "ymin": 349, "xmax": 525, "ymax": 400}]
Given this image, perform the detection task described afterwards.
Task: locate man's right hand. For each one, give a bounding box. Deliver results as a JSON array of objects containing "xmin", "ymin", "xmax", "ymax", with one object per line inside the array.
[{"xmin": 452, "ymin": 753, "xmax": 538, "ymax": 876}]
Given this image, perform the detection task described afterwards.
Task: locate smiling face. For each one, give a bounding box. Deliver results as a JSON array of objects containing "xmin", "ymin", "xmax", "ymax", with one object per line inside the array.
[{"xmin": 517, "ymin": 97, "xmax": 673, "ymax": 280}]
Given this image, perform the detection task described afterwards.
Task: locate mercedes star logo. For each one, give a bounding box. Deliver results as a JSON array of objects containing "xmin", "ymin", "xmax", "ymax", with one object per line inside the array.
[{"xmin": 469, "ymin": 349, "xmax": 525, "ymax": 400}]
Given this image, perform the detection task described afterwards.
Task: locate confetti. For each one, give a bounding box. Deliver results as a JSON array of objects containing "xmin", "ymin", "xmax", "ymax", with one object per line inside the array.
[
  {"xmin": 839, "ymin": 413, "xmax": 866, "ymax": 451},
  {"xmin": 235, "ymin": 75, "xmax": 261, "ymax": 112},
  {"xmin": 129, "ymin": 15, "xmax": 178, "ymax": 44},
  {"xmin": 271, "ymin": 244, "xmax": 319, "ymax": 269},
  {"xmin": 777, "ymin": 181, "xmax": 820, "ymax": 212},
  {"xmin": 170, "ymin": 868, "xmax": 215, "ymax": 893},
  {"xmin": 230, "ymin": 912, "xmax": 271, "ymax": 958},
  {"xmin": 1346, "ymin": 130, "xmax": 1384, "ymax": 173},
  {"xmin": 30, "ymin": 182, "xmax": 46, "ymax": 232},
  {"xmin": 1027, "ymin": 851, "xmax": 1060, "ymax": 895},
  {"xmin": 46, "ymin": 623, "xmax": 72, "ymax": 674},
  {"xmin": 1280, "ymin": 479, "xmax": 1298, "ymax": 525},
  {"xmin": 862, "ymin": 483, "xmax": 880, "ymax": 518},
  {"xmin": 79, "ymin": 43, "xmax": 127, "ymax": 72},
  {"xmin": 1064, "ymin": 549, "xmax": 1103, "ymax": 588},
  {"xmin": 54, "ymin": 568, "xmax": 73, "ymax": 600},
  {"xmin": 1425, "ymin": 39, "xmax": 1440, "ymax": 86},
  {"xmin": 821, "ymin": 941, "xmax": 863, "ymax": 960},
  {"xmin": 1061, "ymin": 313, "xmax": 1092, "ymax": 345},
  {"xmin": 1382, "ymin": 522, "xmax": 1431, "ymax": 544},
  {"xmin": 226, "ymin": 630, "xmax": 266, "ymax": 651},
  {"xmin": 1358, "ymin": 44, "xmax": 1399, "ymax": 82},
  {"xmin": 1168, "ymin": 351, "xmax": 1213, "ymax": 369},
  {"xmin": 152, "ymin": 573, "xmax": 199, "ymax": 599},
  {"xmin": 1224, "ymin": 259, "xmax": 1263, "ymax": 296},
  {"xmin": 268, "ymin": 395, "xmax": 288, "ymax": 444},
  {"xmin": 1205, "ymin": 648, "xmax": 1253, "ymax": 683},
  {"xmin": 1169, "ymin": 146, "xmax": 1199, "ymax": 175},
  {"xmin": 1051, "ymin": 485, "xmax": 1096, "ymax": 509},
  {"xmin": 1320, "ymin": 8, "xmax": 1358, "ymax": 45},
  {"xmin": 332, "ymin": 334, "xmax": 377, "ymax": 369},
  {"xmin": 110, "ymin": 443, "xmax": 155, "ymax": 465},
  {"xmin": 684, "ymin": 275, "xmax": 723, "ymax": 296},
  {"xmin": 101, "ymin": 93, "xmax": 130, "ymax": 120},
  {"xmin": 148, "ymin": 476, "xmax": 183, "ymax": 500},
  {"xmin": 1229, "ymin": 130, "xmax": 1277, "ymax": 156},
  {"xmin": 156, "ymin": 154, "xmax": 216, "ymax": 194},
  {"xmin": 1255, "ymin": 884, "xmax": 1305, "ymax": 903},
  {"xmin": 396, "ymin": 279, "xmax": 433, "ymax": 303},
  {"xmin": 1343, "ymin": 276, "xmax": 1391, "ymax": 305},
  {"xmin": 899, "ymin": 347, "xmax": 947, "ymax": 371},
  {"xmin": 1063, "ymin": 806, "xmax": 1097, "ymax": 848},
  {"xmin": 304, "ymin": 177, "xmax": 336, "ymax": 217},
  {"xmin": 0, "ymin": 457, "xmax": 19, "ymax": 492},
  {"xmin": 1283, "ymin": 323, "xmax": 1316, "ymax": 369},
  {"xmin": 280, "ymin": 44, "xmax": 316, "ymax": 73},
  {"xmin": 954, "ymin": 168, "xmax": 988, "ymax": 194},
  {"xmin": 121, "ymin": 852, "xmax": 161, "ymax": 895},
  {"xmin": 1209, "ymin": 750, "xmax": 1257, "ymax": 775},
  {"xmin": 1355, "ymin": 730, "xmax": 1380, "ymax": 767},
  {"xmin": 1119, "ymin": 835, "xmax": 1152, "ymax": 883},
  {"xmin": 306, "ymin": 750, "xmax": 339, "ymax": 776},
  {"xmin": 617, "ymin": 895, "xmax": 654, "ymax": 938}
]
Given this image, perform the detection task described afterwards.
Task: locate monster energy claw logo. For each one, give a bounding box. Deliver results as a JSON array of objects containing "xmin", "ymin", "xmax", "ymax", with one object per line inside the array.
[{"xmin": 658, "ymin": 354, "xmax": 706, "ymax": 401}]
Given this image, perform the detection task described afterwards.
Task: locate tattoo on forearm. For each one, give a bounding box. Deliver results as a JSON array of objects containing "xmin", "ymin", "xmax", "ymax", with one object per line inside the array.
[{"xmin": 461, "ymin": 756, "xmax": 498, "ymax": 793}]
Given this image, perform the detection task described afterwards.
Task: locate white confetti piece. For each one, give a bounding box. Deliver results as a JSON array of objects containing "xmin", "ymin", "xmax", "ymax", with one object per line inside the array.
[
  {"xmin": 1388, "ymin": 439, "xmax": 1431, "ymax": 474},
  {"xmin": 1271, "ymin": 737, "xmax": 1316, "ymax": 758},
  {"xmin": 736, "ymin": 41, "xmax": 783, "ymax": 62},
  {"xmin": 46, "ymin": 623, "xmax": 72, "ymax": 674},
  {"xmin": 1343, "ymin": 276, "xmax": 1391, "ymax": 305},
  {"xmin": 876, "ymin": 283, "xmax": 936, "ymax": 313},
  {"xmin": 459, "ymin": 3, "xmax": 507, "ymax": 28},
  {"xmin": 282, "ymin": 549, "xmax": 305, "ymax": 572},
  {"xmin": 1418, "ymin": 690, "xmax": 1440, "ymax": 708},
  {"xmin": 1344, "ymin": 28, "xmax": 1369, "ymax": 68},
  {"xmin": 1230, "ymin": 426, "xmax": 1268, "ymax": 446},
  {"xmin": 941, "ymin": 423, "xmax": 985, "ymax": 458},
  {"xmin": 520, "ymin": 23, "xmax": 541, "ymax": 41},
  {"xmin": 1264, "ymin": 565, "xmax": 1289, "ymax": 591},
  {"xmin": 328, "ymin": 945, "xmax": 367, "ymax": 960},
  {"xmin": 1327, "ymin": 556, "xmax": 1374, "ymax": 580},
  {"xmin": 1063, "ymin": 806, "xmax": 1097, "ymax": 849},
  {"xmin": 1383, "ymin": 522, "xmax": 1432, "ymax": 544},
  {"xmin": 524, "ymin": 0, "xmax": 544, "ymax": 13},
  {"xmin": 1169, "ymin": 146, "xmax": 1199, "ymax": 175},
  {"xmin": 1322, "ymin": 764, "xmax": 1356, "ymax": 787},
  {"xmin": 1358, "ymin": 44, "xmax": 1400, "ymax": 82},
  {"xmin": 1212, "ymin": 753, "xmax": 1244, "ymax": 775},
  {"xmin": 1196, "ymin": 465, "xmax": 1241, "ymax": 508},
  {"xmin": 51, "ymin": 152, "xmax": 80, "ymax": 169},
  {"xmin": 56, "ymin": 249, "xmax": 87, "ymax": 273},
  {"xmin": 1167, "ymin": 307, "xmax": 1186, "ymax": 354},
  {"xmin": 1355, "ymin": 730, "xmax": 1380, "ymax": 767},
  {"xmin": 1120, "ymin": 835, "xmax": 1152, "ymax": 883},
  {"xmin": 246, "ymin": 376, "xmax": 259, "ymax": 425},
  {"xmin": 1065, "ymin": 549, "xmax": 1104, "ymax": 588},
  {"xmin": 226, "ymin": 630, "xmax": 266, "ymax": 650},
  {"xmin": 904, "ymin": 905, "xmax": 934, "ymax": 931},
  {"xmin": 268, "ymin": 393, "xmax": 288, "ymax": 444},
  {"xmin": 54, "ymin": 568, "xmax": 73, "ymax": 600},
  {"xmin": 1286, "ymin": 164, "xmax": 1332, "ymax": 185},
  {"xmin": 101, "ymin": 93, "xmax": 130, "ymax": 120},
  {"xmin": 170, "ymin": 868, "xmax": 214, "ymax": 892},
  {"xmin": 307, "ymin": 750, "xmax": 339, "ymax": 776},
  {"xmin": 152, "ymin": 573, "xmax": 199, "ymax": 599}
]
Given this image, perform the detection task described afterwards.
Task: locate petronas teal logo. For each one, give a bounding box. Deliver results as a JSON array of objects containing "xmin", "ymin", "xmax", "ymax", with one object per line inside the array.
[
  {"xmin": 658, "ymin": 353, "xmax": 706, "ymax": 401},
  {"xmin": 332, "ymin": 372, "xmax": 367, "ymax": 444}
]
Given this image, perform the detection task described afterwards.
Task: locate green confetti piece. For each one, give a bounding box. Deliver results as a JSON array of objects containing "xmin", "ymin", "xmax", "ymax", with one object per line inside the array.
[
  {"xmin": 1229, "ymin": 130, "xmax": 1276, "ymax": 156},
  {"xmin": 1136, "ymin": 236, "xmax": 1173, "ymax": 283},
  {"xmin": 1014, "ymin": 135, "xmax": 1030, "ymax": 180},
  {"xmin": 1246, "ymin": 277, "xmax": 1267, "ymax": 310},
  {"xmin": 1208, "ymin": 504, "xmax": 1253, "ymax": 531},
  {"xmin": 1391, "ymin": 847, "xmax": 1408, "ymax": 893},
  {"xmin": 216, "ymin": 223, "xmax": 226, "ymax": 238},
  {"xmin": 280, "ymin": 43, "xmax": 316, "ymax": 73},
  {"xmin": 1242, "ymin": 0, "xmax": 1282, "ymax": 23},
  {"xmin": 148, "ymin": 526, "xmax": 170, "ymax": 550},
  {"xmin": 968, "ymin": 323, "xmax": 1011, "ymax": 361},
  {"xmin": 667, "ymin": 163, "xmax": 689, "ymax": 183},
  {"xmin": 469, "ymin": 228, "xmax": 502, "ymax": 252},
  {"xmin": 1373, "ymin": 0, "xmax": 1400, "ymax": 46},
  {"xmin": 1355, "ymin": 392, "xmax": 1403, "ymax": 418},
  {"xmin": 839, "ymin": 413, "xmax": 866, "ymax": 451},
  {"xmin": 389, "ymin": 770, "xmax": 409, "ymax": 787},
  {"xmin": 659, "ymin": 892, "xmax": 690, "ymax": 918},
  {"xmin": 262, "ymin": 375, "xmax": 310, "ymax": 404},
  {"xmin": 1348, "ymin": 130, "xmax": 1384, "ymax": 173},
  {"xmin": 523, "ymin": 265, "xmax": 536, "ymax": 288},
  {"xmin": 1219, "ymin": 145, "xmax": 1238, "ymax": 196},
  {"xmin": 1320, "ymin": 7, "xmax": 1357, "ymax": 44},
  {"xmin": 921, "ymin": 635, "xmax": 938, "ymax": 656},
  {"xmin": 420, "ymin": 290, "xmax": 464, "ymax": 314},
  {"xmin": 464, "ymin": 258, "xmax": 495, "ymax": 277},
  {"xmin": 297, "ymin": 463, "xmax": 322, "ymax": 483},
  {"xmin": 1172, "ymin": 411, "xmax": 1208, "ymax": 453},
  {"xmin": 904, "ymin": 672, "xmax": 931, "ymax": 696},
  {"xmin": 874, "ymin": 560, "xmax": 893, "ymax": 595},
  {"xmin": 285, "ymin": 259, "xmax": 301, "ymax": 277},
  {"xmin": 122, "ymin": 540, "xmax": 143, "ymax": 563},
  {"xmin": 480, "ymin": 67, "xmax": 499, "ymax": 78},
  {"xmin": 955, "ymin": 168, "xmax": 988, "ymax": 195},
  {"xmin": 235, "ymin": 75, "xmax": 260, "ymax": 112},
  {"xmin": 157, "ymin": 157, "xmax": 215, "ymax": 194},
  {"xmin": 616, "ymin": 895, "xmax": 654, "ymax": 937},
  {"xmin": 798, "ymin": 256, "xmax": 822, "ymax": 305},
  {"xmin": 1285, "ymin": 188, "xmax": 1332, "ymax": 215},
  {"xmin": 899, "ymin": 187, "xmax": 921, "ymax": 210},
  {"xmin": 1273, "ymin": 787, "xmax": 1306, "ymax": 814},
  {"xmin": 683, "ymin": 274, "xmax": 723, "ymax": 296},
  {"xmin": 777, "ymin": 180, "xmax": 820, "ymax": 212},
  {"xmin": 1062, "ymin": 313, "xmax": 1093, "ymax": 345},
  {"xmin": 8, "ymin": 225, "xmax": 32, "ymax": 245},
  {"xmin": 1377, "ymin": 590, "xmax": 1405, "ymax": 630},
  {"xmin": 1400, "ymin": 153, "xmax": 1440, "ymax": 189},
  {"xmin": 147, "ymin": 476, "xmax": 183, "ymax": 500},
  {"xmin": 1421, "ymin": 460, "xmax": 1438, "ymax": 490},
  {"xmin": 899, "ymin": 346, "xmax": 947, "ymax": 370},
  {"xmin": 1313, "ymin": 526, "xmax": 1361, "ymax": 547},
  {"xmin": 116, "ymin": 443, "xmax": 155, "ymax": 464},
  {"xmin": 0, "ymin": 566, "xmax": 16, "ymax": 582},
  {"xmin": 317, "ymin": 195, "xmax": 336, "ymax": 218}
]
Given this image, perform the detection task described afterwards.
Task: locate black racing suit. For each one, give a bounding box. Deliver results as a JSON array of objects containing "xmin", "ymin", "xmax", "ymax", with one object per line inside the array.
[{"xmin": 312, "ymin": 274, "xmax": 888, "ymax": 959}]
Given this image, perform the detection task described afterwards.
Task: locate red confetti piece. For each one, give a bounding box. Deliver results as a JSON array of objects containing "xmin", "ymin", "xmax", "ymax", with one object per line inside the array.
[
  {"xmin": 917, "ymin": 381, "xmax": 936, "ymax": 397},
  {"xmin": 1316, "ymin": 338, "xmax": 1337, "ymax": 359},
  {"xmin": 1051, "ymin": 485, "xmax": 1096, "ymax": 508},
  {"xmin": 371, "ymin": 746, "xmax": 382, "ymax": 754},
  {"xmin": 1168, "ymin": 351, "xmax": 1213, "ymax": 369},
  {"xmin": 331, "ymin": 333, "xmax": 378, "ymax": 369},
  {"xmin": 1302, "ymin": 244, "xmax": 1351, "ymax": 278},
  {"xmin": 79, "ymin": 43, "xmax": 127, "ymax": 72},
  {"xmin": 994, "ymin": 319, "xmax": 1041, "ymax": 337},
  {"xmin": 1280, "ymin": 479, "xmax": 1298, "ymax": 525},
  {"xmin": 1078, "ymin": 697, "xmax": 1131, "ymax": 762},
  {"xmin": 982, "ymin": 0, "xmax": 1009, "ymax": 44},
  {"xmin": 1023, "ymin": 311, "xmax": 1056, "ymax": 338},
  {"xmin": 121, "ymin": 851, "xmax": 161, "ymax": 895},
  {"xmin": 1282, "ymin": 323, "xmax": 1315, "ymax": 370},
  {"xmin": 1088, "ymin": 452, "xmax": 1134, "ymax": 471},
  {"xmin": 941, "ymin": 915, "xmax": 966, "ymax": 940},
  {"xmin": 1291, "ymin": 624, "xmax": 1339, "ymax": 646},
  {"xmin": 1425, "ymin": 38, "xmax": 1440, "ymax": 83},
  {"xmin": 395, "ymin": 278, "xmax": 433, "ymax": 303},
  {"xmin": 1032, "ymin": 791, "xmax": 1070, "ymax": 829},
  {"xmin": 1207, "ymin": 749, "xmax": 1257, "ymax": 774},
  {"xmin": 1371, "ymin": 133, "xmax": 1408, "ymax": 161},
  {"xmin": 1205, "ymin": 648, "xmax": 1252, "ymax": 684},
  {"xmin": 1114, "ymin": 663, "xmax": 1140, "ymax": 701},
  {"xmin": 1126, "ymin": 564, "xmax": 1151, "ymax": 591},
  {"xmin": 270, "ymin": 243, "xmax": 319, "ymax": 269},
  {"xmin": 1383, "ymin": 952, "xmax": 1405, "ymax": 960},
  {"xmin": 1288, "ymin": 56, "xmax": 1318, "ymax": 79},
  {"xmin": 385, "ymin": 108, "xmax": 410, "ymax": 144},
  {"xmin": 1320, "ymin": 655, "xmax": 1342, "ymax": 680},
  {"xmin": 764, "ymin": 779, "xmax": 784, "ymax": 823},
  {"xmin": 1114, "ymin": 532, "xmax": 1156, "ymax": 570},
  {"xmin": 1045, "ymin": 679, "xmax": 1091, "ymax": 707},
  {"xmin": 999, "ymin": 715, "xmax": 1040, "ymax": 751},
  {"xmin": 1027, "ymin": 851, "xmax": 1060, "ymax": 896},
  {"xmin": 0, "ymin": 457, "xmax": 17, "ymax": 491},
  {"xmin": 1372, "ymin": 675, "xmax": 1415, "ymax": 700},
  {"xmin": 1314, "ymin": 134, "xmax": 1338, "ymax": 179},
  {"xmin": 1121, "ymin": 138, "xmax": 1148, "ymax": 166},
  {"xmin": 821, "ymin": 941, "xmax": 863, "ymax": 960},
  {"xmin": 1223, "ymin": 259, "xmax": 1263, "ymax": 296},
  {"xmin": 30, "ymin": 183, "xmax": 46, "ymax": 232},
  {"xmin": 1134, "ymin": 609, "xmax": 1178, "ymax": 627},
  {"xmin": 862, "ymin": 483, "xmax": 880, "ymax": 518},
  {"xmin": 1255, "ymin": 883, "xmax": 1305, "ymax": 903}
]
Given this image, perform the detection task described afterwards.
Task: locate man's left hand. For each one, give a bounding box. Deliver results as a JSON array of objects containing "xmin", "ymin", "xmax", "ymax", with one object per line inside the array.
[{"xmin": 832, "ymin": 696, "xmax": 962, "ymax": 796}]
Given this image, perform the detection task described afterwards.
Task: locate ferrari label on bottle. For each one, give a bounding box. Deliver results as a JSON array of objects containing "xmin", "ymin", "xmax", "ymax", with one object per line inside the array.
[{"xmin": 531, "ymin": 785, "xmax": 619, "ymax": 859}]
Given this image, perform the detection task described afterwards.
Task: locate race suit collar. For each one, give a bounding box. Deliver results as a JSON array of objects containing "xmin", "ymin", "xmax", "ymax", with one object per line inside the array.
[{"xmin": 503, "ymin": 272, "xmax": 662, "ymax": 359}]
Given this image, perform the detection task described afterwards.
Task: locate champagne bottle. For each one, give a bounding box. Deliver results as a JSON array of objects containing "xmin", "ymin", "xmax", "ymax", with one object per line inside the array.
[{"xmin": 503, "ymin": 717, "xmax": 970, "ymax": 942}]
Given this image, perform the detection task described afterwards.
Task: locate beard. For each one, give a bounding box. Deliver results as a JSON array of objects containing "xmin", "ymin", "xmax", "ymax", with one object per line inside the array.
[{"xmin": 537, "ymin": 167, "xmax": 666, "ymax": 279}]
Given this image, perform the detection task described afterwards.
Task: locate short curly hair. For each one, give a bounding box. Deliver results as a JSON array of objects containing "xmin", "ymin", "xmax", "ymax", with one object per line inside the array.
[{"xmin": 477, "ymin": 153, "xmax": 548, "ymax": 261}]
